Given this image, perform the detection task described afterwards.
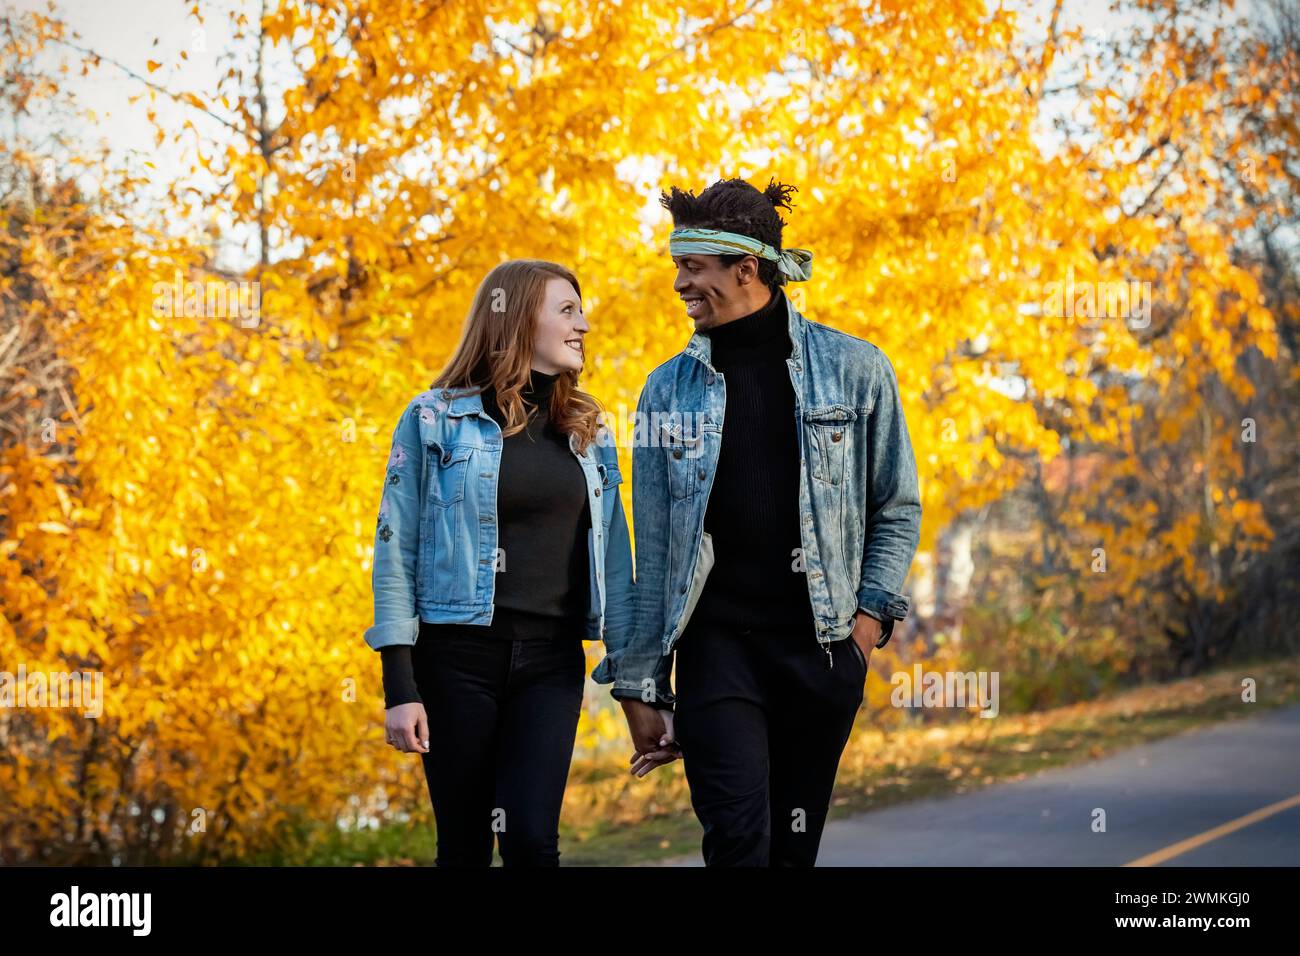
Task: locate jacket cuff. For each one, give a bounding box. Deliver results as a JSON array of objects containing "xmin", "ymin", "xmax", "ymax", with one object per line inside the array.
[
  {"xmin": 855, "ymin": 586, "xmax": 909, "ymax": 622},
  {"xmin": 610, "ymin": 679, "xmax": 675, "ymax": 707},
  {"xmin": 590, "ymin": 653, "xmax": 615, "ymax": 684},
  {"xmin": 611, "ymin": 687, "xmax": 676, "ymax": 711},
  {"xmin": 591, "ymin": 647, "xmax": 675, "ymax": 706},
  {"xmin": 364, "ymin": 615, "xmax": 420, "ymax": 650}
]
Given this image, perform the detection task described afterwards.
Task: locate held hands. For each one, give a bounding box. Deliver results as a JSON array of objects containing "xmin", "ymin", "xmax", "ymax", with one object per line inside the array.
[
  {"xmin": 617, "ymin": 616, "xmax": 882, "ymax": 779},
  {"xmin": 379, "ymin": 625, "xmax": 879, "ymax": 763},
  {"xmin": 620, "ymin": 699, "xmax": 680, "ymax": 778},
  {"xmin": 385, "ymin": 701, "xmax": 430, "ymax": 754}
]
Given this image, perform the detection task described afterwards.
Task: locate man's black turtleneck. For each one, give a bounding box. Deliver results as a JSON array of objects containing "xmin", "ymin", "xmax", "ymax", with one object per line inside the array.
[
  {"xmin": 381, "ymin": 369, "xmax": 590, "ymax": 708},
  {"xmin": 693, "ymin": 285, "xmax": 816, "ymax": 635}
]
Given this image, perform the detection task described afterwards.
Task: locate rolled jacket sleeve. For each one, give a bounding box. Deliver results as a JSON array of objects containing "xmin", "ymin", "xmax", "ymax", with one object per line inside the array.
[
  {"xmin": 856, "ymin": 348, "xmax": 921, "ymax": 646},
  {"xmin": 590, "ymin": 383, "xmax": 676, "ymax": 708}
]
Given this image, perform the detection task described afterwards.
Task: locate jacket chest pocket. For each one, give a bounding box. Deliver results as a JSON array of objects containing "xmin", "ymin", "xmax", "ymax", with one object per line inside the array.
[
  {"xmin": 660, "ymin": 422, "xmax": 702, "ymax": 499},
  {"xmin": 426, "ymin": 442, "xmax": 473, "ymax": 506},
  {"xmin": 804, "ymin": 406, "xmax": 857, "ymax": 486}
]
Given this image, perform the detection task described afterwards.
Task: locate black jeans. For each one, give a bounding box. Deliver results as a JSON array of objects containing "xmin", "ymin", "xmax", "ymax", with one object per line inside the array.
[
  {"xmin": 672, "ymin": 615, "xmax": 866, "ymax": 866},
  {"xmin": 412, "ymin": 629, "xmax": 586, "ymax": 866}
]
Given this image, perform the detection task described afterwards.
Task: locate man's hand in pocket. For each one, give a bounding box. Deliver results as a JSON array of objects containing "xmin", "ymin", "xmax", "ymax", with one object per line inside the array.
[{"xmin": 851, "ymin": 610, "xmax": 882, "ymax": 666}]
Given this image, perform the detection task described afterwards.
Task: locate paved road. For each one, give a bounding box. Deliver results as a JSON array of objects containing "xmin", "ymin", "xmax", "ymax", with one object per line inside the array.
[{"xmin": 664, "ymin": 703, "xmax": 1300, "ymax": 866}]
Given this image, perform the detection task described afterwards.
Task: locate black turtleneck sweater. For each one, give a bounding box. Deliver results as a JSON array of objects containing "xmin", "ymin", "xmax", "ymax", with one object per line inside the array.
[
  {"xmin": 381, "ymin": 369, "xmax": 590, "ymax": 708},
  {"xmin": 693, "ymin": 286, "xmax": 816, "ymax": 635}
]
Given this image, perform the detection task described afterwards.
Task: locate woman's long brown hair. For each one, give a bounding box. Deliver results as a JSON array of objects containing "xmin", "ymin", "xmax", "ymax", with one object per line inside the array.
[{"xmin": 431, "ymin": 259, "xmax": 603, "ymax": 454}]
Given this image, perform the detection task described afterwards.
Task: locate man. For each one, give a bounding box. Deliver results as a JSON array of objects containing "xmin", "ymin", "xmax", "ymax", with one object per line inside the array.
[{"xmin": 592, "ymin": 177, "xmax": 921, "ymax": 866}]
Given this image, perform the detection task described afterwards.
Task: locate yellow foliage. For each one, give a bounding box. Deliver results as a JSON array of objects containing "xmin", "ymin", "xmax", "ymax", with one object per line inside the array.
[{"xmin": 0, "ymin": 0, "xmax": 1289, "ymax": 862}]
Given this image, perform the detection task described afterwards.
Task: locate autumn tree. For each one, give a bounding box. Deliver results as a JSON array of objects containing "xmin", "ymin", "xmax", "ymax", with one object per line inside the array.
[{"xmin": 0, "ymin": 0, "xmax": 1293, "ymax": 861}]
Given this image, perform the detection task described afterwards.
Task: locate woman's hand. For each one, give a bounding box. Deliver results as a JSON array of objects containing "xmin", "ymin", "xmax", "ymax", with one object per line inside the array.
[{"xmin": 385, "ymin": 702, "xmax": 429, "ymax": 753}]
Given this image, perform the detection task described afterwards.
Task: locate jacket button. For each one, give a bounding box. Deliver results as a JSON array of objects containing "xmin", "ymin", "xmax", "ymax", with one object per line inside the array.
[
  {"xmin": 595, "ymin": 487, "xmax": 601, "ymax": 497},
  {"xmin": 697, "ymin": 469, "xmax": 706, "ymax": 480},
  {"xmin": 832, "ymin": 432, "xmax": 842, "ymax": 442},
  {"xmin": 672, "ymin": 449, "xmax": 683, "ymax": 460}
]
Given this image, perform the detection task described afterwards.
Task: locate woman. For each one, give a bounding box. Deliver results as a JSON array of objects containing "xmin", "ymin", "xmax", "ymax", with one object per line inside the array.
[{"xmin": 363, "ymin": 259, "xmax": 634, "ymax": 866}]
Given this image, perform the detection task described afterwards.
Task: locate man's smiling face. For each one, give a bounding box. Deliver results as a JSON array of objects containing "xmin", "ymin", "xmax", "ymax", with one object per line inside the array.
[{"xmin": 672, "ymin": 253, "xmax": 757, "ymax": 330}]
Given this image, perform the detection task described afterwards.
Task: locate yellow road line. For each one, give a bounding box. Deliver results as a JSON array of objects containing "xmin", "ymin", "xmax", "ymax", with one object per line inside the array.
[{"xmin": 1124, "ymin": 791, "xmax": 1300, "ymax": 866}]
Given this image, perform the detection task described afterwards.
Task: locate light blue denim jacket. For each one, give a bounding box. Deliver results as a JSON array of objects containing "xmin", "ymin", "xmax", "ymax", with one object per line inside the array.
[
  {"xmin": 591, "ymin": 292, "xmax": 921, "ymax": 707},
  {"xmin": 363, "ymin": 386, "xmax": 634, "ymax": 652}
]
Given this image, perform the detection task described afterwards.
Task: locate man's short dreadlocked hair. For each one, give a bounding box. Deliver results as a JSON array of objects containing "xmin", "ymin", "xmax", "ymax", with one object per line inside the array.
[{"xmin": 659, "ymin": 177, "xmax": 799, "ymax": 290}]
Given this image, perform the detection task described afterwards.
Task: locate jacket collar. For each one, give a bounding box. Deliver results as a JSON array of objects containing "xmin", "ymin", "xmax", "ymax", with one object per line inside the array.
[
  {"xmin": 442, "ymin": 388, "xmax": 484, "ymax": 418},
  {"xmin": 683, "ymin": 289, "xmax": 806, "ymax": 373}
]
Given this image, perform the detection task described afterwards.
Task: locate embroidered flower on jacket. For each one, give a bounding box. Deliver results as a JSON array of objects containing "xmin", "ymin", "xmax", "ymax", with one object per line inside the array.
[
  {"xmin": 387, "ymin": 444, "xmax": 408, "ymax": 470},
  {"xmin": 378, "ymin": 524, "xmax": 393, "ymax": 542}
]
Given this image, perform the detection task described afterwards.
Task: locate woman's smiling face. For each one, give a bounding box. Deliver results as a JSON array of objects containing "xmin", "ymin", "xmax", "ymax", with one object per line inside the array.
[{"xmin": 531, "ymin": 277, "xmax": 588, "ymax": 374}]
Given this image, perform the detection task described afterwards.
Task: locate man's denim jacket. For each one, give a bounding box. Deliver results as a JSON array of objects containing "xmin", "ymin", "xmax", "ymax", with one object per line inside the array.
[
  {"xmin": 591, "ymin": 293, "xmax": 921, "ymax": 707},
  {"xmin": 363, "ymin": 386, "xmax": 635, "ymax": 653}
]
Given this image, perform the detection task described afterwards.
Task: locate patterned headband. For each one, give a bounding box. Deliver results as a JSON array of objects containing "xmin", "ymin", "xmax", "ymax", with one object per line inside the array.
[{"xmin": 668, "ymin": 227, "xmax": 813, "ymax": 282}]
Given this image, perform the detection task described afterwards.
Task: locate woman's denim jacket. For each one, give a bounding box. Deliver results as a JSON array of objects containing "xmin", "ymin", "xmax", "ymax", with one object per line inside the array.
[
  {"xmin": 591, "ymin": 294, "xmax": 921, "ymax": 707},
  {"xmin": 363, "ymin": 386, "xmax": 634, "ymax": 653}
]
